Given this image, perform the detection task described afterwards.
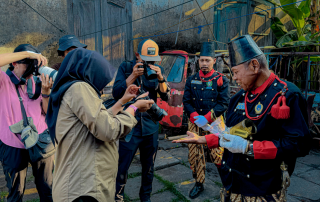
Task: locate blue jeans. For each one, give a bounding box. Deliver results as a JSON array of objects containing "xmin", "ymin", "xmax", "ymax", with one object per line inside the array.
[{"xmin": 115, "ymin": 132, "xmax": 159, "ymax": 201}]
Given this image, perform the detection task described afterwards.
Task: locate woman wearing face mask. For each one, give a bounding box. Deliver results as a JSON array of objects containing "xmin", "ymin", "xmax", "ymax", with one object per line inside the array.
[
  {"xmin": 0, "ymin": 44, "xmax": 54, "ymax": 202},
  {"xmin": 46, "ymin": 48, "xmax": 154, "ymax": 202}
]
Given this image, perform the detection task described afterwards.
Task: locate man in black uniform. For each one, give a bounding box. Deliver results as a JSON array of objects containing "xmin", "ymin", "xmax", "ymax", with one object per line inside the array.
[
  {"xmin": 183, "ymin": 41, "xmax": 230, "ymax": 199},
  {"xmin": 113, "ymin": 39, "xmax": 170, "ymax": 202},
  {"xmin": 175, "ymin": 35, "xmax": 311, "ymax": 201}
]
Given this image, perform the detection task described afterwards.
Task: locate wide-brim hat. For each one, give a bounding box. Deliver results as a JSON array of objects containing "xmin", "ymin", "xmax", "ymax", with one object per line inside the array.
[
  {"xmin": 137, "ymin": 39, "xmax": 161, "ymax": 62},
  {"xmin": 228, "ymin": 35, "xmax": 263, "ymax": 67},
  {"xmin": 200, "ymin": 41, "xmax": 215, "ymax": 58},
  {"xmin": 58, "ymin": 35, "xmax": 87, "ymax": 56}
]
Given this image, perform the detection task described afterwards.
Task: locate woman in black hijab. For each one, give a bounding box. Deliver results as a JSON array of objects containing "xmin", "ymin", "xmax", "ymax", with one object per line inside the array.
[{"xmin": 46, "ymin": 48, "xmax": 153, "ymax": 202}]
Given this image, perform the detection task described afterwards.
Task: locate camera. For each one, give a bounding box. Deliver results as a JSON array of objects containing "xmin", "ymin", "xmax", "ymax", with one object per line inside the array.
[
  {"xmin": 138, "ymin": 61, "xmax": 158, "ymax": 80},
  {"xmin": 137, "ymin": 88, "xmax": 168, "ymax": 122}
]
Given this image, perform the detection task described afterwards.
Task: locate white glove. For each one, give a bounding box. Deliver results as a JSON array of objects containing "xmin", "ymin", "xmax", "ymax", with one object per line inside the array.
[
  {"xmin": 194, "ymin": 115, "xmax": 208, "ymax": 127},
  {"xmin": 219, "ymin": 133, "xmax": 248, "ymax": 154}
]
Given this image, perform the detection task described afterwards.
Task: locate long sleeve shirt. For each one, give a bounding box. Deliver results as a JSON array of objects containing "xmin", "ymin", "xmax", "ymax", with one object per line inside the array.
[
  {"xmin": 112, "ymin": 60, "xmax": 170, "ymax": 137},
  {"xmin": 206, "ymin": 77, "xmax": 311, "ymax": 196}
]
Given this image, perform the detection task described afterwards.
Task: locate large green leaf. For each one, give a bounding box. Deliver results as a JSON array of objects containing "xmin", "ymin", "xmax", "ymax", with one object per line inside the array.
[
  {"xmin": 271, "ymin": 17, "xmax": 288, "ymax": 39},
  {"xmin": 279, "ymin": 0, "xmax": 306, "ymax": 37},
  {"xmin": 275, "ymin": 30, "xmax": 298, "ymax": 47},
  {"xmin": 298, "ymin": 0, "xmax": 311, "ymax": 18}
]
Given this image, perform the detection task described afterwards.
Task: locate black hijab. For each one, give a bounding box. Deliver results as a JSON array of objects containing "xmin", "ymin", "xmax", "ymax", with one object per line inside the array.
[{"xmin": 46, "ymin": 48, "xmax": 116, "ymax": 143}]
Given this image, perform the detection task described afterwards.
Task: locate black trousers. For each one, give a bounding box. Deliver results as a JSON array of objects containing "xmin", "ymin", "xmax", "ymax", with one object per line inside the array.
[
  {"xmin": 115, "ymin": 133, "xmax": 158, "ymax": 201},
  {"xmin": 73, "ymin": 196, "xmax": 98, "ymax": 202},
  {"xmin": 0, "ymin": 140, "xmax": 54, "ymax": 202}
]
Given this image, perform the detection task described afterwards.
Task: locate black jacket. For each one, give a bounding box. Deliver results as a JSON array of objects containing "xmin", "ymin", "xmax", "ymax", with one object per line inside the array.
[
  {"xmin": 112, "ymin": 60, "xmax": 170, "ymax": 136},
  {"xmin": 222, "ymin": 79, "xmax": 311, "ymax": 196},
  {"xmin": 183, "ymin": 72, "xmax": 230, "ymax": 117}
]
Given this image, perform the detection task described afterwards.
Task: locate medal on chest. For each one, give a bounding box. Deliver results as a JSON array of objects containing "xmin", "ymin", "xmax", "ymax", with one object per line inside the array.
[{"xmin": 254, "ymin": 102, "xmax": 263, "ymax": 114}]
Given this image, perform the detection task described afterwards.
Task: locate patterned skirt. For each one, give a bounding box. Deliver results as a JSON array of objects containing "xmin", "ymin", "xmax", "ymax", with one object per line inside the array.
[{"xmin": 220, "ymin": 189, "xmax": 287, "ymax": 202}]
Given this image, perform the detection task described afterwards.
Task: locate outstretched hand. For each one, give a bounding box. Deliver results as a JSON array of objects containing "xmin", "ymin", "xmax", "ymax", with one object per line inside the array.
[{"xmin": 172, "ymin": 131, "xmax": 207, "ymax": 144}]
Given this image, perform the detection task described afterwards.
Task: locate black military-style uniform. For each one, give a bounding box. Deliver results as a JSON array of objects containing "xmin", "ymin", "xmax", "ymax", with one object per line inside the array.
[
  {"xmin": 222, "ymin": 78, "xmax": 311, "ymax": 199},
  {"xmin": 184, "ymin": 72, "xmax": 229, "ymax": 117},
  {"xmin": 183, "ymin": 71, "xmax": 230, "ymax": 183}
]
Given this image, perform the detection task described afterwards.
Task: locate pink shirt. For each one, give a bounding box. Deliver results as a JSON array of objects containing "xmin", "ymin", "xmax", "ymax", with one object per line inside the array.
[{"xmin": 0, "ymin": 70, "xmax": 47, "ymax": 149}]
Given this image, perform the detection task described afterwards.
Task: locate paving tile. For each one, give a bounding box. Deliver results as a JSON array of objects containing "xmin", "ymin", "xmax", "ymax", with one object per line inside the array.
[
  {"xmin": 206, "ymin": 162, "xmax": 222, "ymax": 184},
  {"xmin": 288, "ymin": 176, "xmax": 320, "ymax": 200},
  {"xmin": 158, "ymin": 134, "xmax": 165, "ymax": 140},
  {"xmin": 287, "ymin": 195, "xmax": 303, "ymax": 202},
  {"xmin": 292, "ymin": 162, "xmax": 315, "ymax": 176},
  {"xmin": 175, "ymin": 179, "xmax": 220, "ymax": 202},
  {"xmin": 136, "ymin": 150, "xmax": 180, "ymax": 171},
  {"xmin": 128, "ymin": 163, "xmax": 142, "ymax": 175},
  {"xmin": 297, "ymin": 154, "xmax": 320, "ymax": 168},
  {"xmin": 158, "ymin": 139, "xmax": 183, "ymax": 150},
  {"xmin": 166, "ymin": 147, "xmax": 189, "ymax": 164},
  {"xmin": 124, "ymin": 176, "xmax": 165, "ymax": 200},
  {"xmin": 150, "ymin": 191, "xmax": 176, "ymax": 202},
  {"xmin": 155, "ymin": 164, "xmax": 193, "ymax": 184},
  {"xmin": 296, "ymin": 169, "xmax": 320, "ymax": 186}
]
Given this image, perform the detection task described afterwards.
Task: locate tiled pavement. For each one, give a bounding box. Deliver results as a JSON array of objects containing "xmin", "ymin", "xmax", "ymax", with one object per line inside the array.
[{"xmin": 1, "ymin": 138, "xmax": 320, "ymax": 202}]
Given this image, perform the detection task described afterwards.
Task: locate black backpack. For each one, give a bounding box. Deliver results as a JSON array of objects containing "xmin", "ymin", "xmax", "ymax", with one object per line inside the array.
[{"xmin": 103, "ymin": 61, "xmax": 132, "ymax": 109}]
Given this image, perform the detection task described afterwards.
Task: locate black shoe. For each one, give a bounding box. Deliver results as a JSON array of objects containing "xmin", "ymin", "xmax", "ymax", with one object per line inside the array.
[{"xmin": 189, "ymin": 182, "xmax": 204, "ymax": 199}]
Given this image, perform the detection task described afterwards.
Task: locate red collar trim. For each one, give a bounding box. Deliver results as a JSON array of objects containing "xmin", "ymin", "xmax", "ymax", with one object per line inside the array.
[
  {"xmin": 251, "ymin": 73, "xmax": 276, "ymax": 95},
  {"xmin": 199, "ymin": 69, "xmax": 215, "ymax": 78}
]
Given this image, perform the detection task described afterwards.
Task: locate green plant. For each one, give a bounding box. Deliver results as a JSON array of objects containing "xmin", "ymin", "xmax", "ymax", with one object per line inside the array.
[
  {"xmin": 271, "ymin": 0, "xmax": 320, "ymax": 51},
  {"xmin": 154, "ymin": 174, "xmax": 190, "ymax": 202},
  {"xmin": 0, "ymin": 191, "xmax": 8, "ymax": 202}
]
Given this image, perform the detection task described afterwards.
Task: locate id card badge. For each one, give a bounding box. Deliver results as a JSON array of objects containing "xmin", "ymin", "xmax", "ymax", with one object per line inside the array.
[{"xmin": 191, "ymin": 80, "xmax": 202, "ymax": 85}]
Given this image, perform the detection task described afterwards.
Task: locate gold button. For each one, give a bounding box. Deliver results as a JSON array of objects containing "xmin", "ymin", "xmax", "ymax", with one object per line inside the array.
[
  {"xmin": 193, "ymin": 98, "xmax": 195, "ymax": 100},
  {"xmin": 212, "ymin": 89, "xmax": 214, "ymax": 91},
  {"xmin": 229, "ymin": 168, "xmax": 232, "ymax": 172},
  {"xmin": 200, "ymin": 99, "xmax": 203, "ymax": 101},
  {"xmin": 200, "ymin": 109, "xmax": 203, "ymax": 111},
  {"xmin": 201, "ymin": 88, "xmax": 204, "ymax": 90},
  {"xmin": 194, "ymin": 87, "xmax": 196, "ymax": 89},
  {"xmin": 212, "ymin": 99, "xmax": 214, "ymax": 101}
]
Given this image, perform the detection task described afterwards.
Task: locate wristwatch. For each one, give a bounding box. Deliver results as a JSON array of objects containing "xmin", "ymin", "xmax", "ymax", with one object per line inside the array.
[
  {"xmin": 42, "ymin": 93, "xmax": 50, "ymax": 98},
  {"xmin": 158, "ymin": 77, "xmax": 166, "ymax": 83}
]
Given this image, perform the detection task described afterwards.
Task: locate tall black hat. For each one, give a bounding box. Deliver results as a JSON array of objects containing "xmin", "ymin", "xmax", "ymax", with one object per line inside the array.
[
  {"xmin": 200, "ymin": 42, "xmax": 215, "ymax": 57},
  {"xmin": 228, "ymin": 35, "xmax": 263, "ymax": 67}
]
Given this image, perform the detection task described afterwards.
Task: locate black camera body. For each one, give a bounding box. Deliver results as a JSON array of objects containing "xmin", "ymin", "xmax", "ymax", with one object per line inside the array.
[
  {"xmin": 138, "ymin": 61, "xmax": 158, "ymax": 80},
  {"xmin": 136, "ymin": 88, "xmax": 168, "ymax": 122}
]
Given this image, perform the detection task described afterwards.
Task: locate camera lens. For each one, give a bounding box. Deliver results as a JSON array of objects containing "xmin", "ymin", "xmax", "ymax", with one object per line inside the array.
[
  {"xmin": 146, "ymin": 69, "xmax": 158, "ymax": 80},
  {"xmin": 38, "ymin": 66, "xmax": 58, "ymax": 82},
  {"xmin": 147, "ymin": 103, "xmax": 168, "ymax": 121}
]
